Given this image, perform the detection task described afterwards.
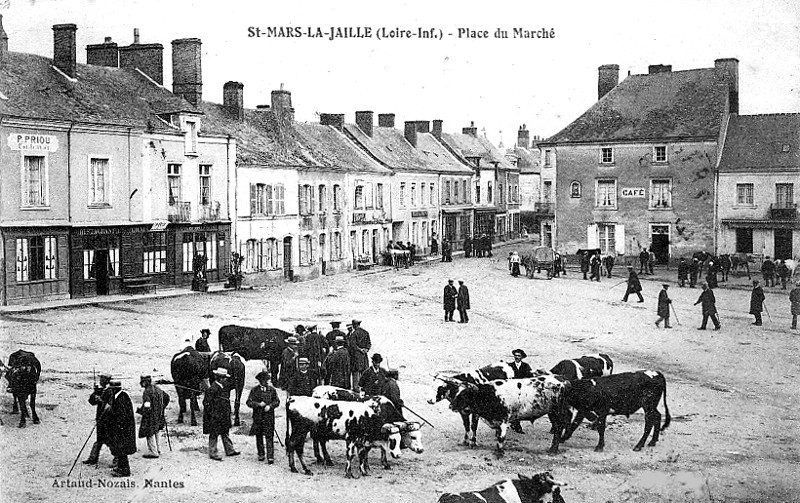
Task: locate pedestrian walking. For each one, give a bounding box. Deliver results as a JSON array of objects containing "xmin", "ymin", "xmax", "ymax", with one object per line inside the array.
[
  {"xmin": 83, "ymin": 373, "xmax": 114, "ymax": 466},
  {"xmin": 654, "ymin": 284, "xmax": 672, "ymax": 328},
  {"xmin": 589, "ymin": 253, "xmax": 602, "ymax": 282},
  {"xmin": 762, "ymin": 256, "xmax": 776, "ymax": 287},
  {"xmin": 603, "ymin": 254, "xmax": 615, "ymax": 278},
  {"xmin": 443, "ymin": 279, "xmax": 458, "ymax": 322},
  {"xmin": 136, "ymin": 375, "xmax": 169, "ymax": 459},
  {"xmin": 324, "ymin": 336, "xmax": 351, "ymax": 389},
  {"xmin": 347, "ymin": 320, "xmax": 371, "ymax": 393},
  {"xmin": 689, "ymin": 257, "xmax": 700, "ymax": 288},
  {"xmin": 789, "ymin": 283, "xmax": 800, "ymax": 330},
  {"xmin": 359, "ymin": 353, "xmax": 388, "ymax": 396},
  {"xmin": 622, "ymin": 266, "xmax": 645, "ymax": 303},
  {"xmin": 510, "ymin": 252, "xmax": 521, "ymax": 277},
  {"xmin": 639, "ymin": 249, "xmax": 649, "ymax": 274},
  {"xmin": 694, "ymin": 282, "xmax": 721, "ymax": 330},
  {"xmin": 105, "ymin": 380, "xmax": 137, "ymax": 476},
  {"xmin": 776, "ymin": 260, "xmax": 790, "ymax": 290},
  {"xmin": 287, "ymin": 358, "xmax": 314, "ymax": 397},
  {"xmin": 195, "ymin": 329, "xmax": 212, "ymax": 353},
  {"xmin": 203, "ymin": 368, "xmax": 240, "ymax": 461},
  {"xmin": 750, "ymin": 280, "xmax": 766, "ymax": 326},
  {"xmin": 677, "ymin": 257, "xmax": 689, "ymax": 287},
  {"xmin": 246, "ymin": 371, "xmax": 280, "ymax": 463},
  {"xmin": 457, "ymin": 280, "xmax": 470, "ymax": 323},
  {"xmin": 581, "ymin": 251, "xmax": 590, "ymax": 280}
]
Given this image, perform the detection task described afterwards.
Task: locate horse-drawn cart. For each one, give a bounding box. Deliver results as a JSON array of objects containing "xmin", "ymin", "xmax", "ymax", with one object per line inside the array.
[{"xmin": 522, "ymin": 246, "xmax": 557, "ymax": 279}]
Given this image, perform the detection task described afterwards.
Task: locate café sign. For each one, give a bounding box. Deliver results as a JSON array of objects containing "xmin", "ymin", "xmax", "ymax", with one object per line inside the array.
[
  {"xmin": 621, "ymin": 187, "xmax": 646, "ymax": 198},
  {"xmin": 8, "ymin": 134, "xmax": 59, "ymax": 152}
]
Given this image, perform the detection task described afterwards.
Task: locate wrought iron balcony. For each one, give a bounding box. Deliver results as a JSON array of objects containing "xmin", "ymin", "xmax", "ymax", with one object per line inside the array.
[
  {"xmin": 770, "ymin": 203, "xmax": 797, "ymax": 220},
  {"xmin": 199, "ymin": 202, "xmax": 221, "ymax": 221},
  {"xmin": 534, "ymin": 202, "xmax": 554, "ymax": 215},
  {"xmin": 168, "ymin": 201, "xmax": 191, "ymax": 222}
]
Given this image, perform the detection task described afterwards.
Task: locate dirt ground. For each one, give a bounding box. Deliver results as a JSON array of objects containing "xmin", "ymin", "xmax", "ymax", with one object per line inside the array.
[{"xmin": 1, "ymin": 242, "xmax": 798, "ymax": 503}]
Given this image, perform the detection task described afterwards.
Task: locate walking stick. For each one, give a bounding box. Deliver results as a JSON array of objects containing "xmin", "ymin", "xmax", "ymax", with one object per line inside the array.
[
  {"xmin": 274, "ymin": 425, "xmax": 284, "ymax": 448},
  {"xmin": 164, "ymin": 419, "xmax": 173, "ymax": 452},
  {"xmin": 670, "ymin": 303, "xmax": 681, "ymax": 326},
  {"xmin": 402, "ymin": 405, "xmax": 435, "ymax": 429},
  {"xmin": 764, "ymin": 301, "xmax": 772, "ymax": 321},
  {"xmin": 609, "ymin": 280, "xmax": 627, "ymax": 290},
  {"xmin": 68, "ymin": 423, "xmax": 97, "ymax": 477}
]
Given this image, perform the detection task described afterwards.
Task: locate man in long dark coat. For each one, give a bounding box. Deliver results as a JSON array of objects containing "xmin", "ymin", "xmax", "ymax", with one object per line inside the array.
[
  {"xmin": 589, "ymin": 253, "xmax": 602, "ymax": 282},
  {"xmin": 246, "ymin": 371, "xmax": 280, "ymax": 462},
  {"xmin": 694, "ymin": 282, "xmax": 721, "ymax": 330},
  {"xmin": 706, "ymin": 260, "xmax": 719, "ymax": 289},
  {"xmin": 286, "ymin": 358, "xmax": 314, "ymax": 397},
  {"xmin": 302, "ymin": 326, "xmax": 327, "ymax": 387},
  {"xmin": 750, "ymin": 280, "xmax": 765, "ymax": 326},
  {"xmin": 789, "ymin": 283, "xmax": 800, "ymax": 330},
  {"xmin": 677, "ymin": 257, "xmax": 689, "ymax": 287},
  {"xmin": 622, "ymin": 266, "xmax": 644, "ymax": 303},
  {"xmin": 348, "ymin": 320, "xmax": 371, "ymax": 393},
  {"xmin": 84, "ymin": 373, "xmax": 113, "ymax": 466},
  {"xmin": 654, "ymin": 284, "xmax": 672, "ymax": 328},
  {"xmin": 325, "ymin": 321, "xmax": 346, "ymax": 348},
  {"xmin": 359, "ymin": 353, "xmax": 388, "ymax": 397},
  {"xmin": 137, "ymin": 375, "xmax": 169, "ymax": 459},
  {"xmin": 689, "ymin": 257, "xmax": 700, "ymax": 288},
  {"xmin": 463, "ymin": 236, "xmax": 472, "ymax": 258},
  {"xmin": 105, "ymin": 381, "xmax": 137, "ymax": 477},
  {"xmin": 443, "ymin": 279, "xmax": 457, "ymax": 322},
  {"xmin": 324, "ymin": 336, "xmax": 351, "ymax": 389},
  {"xmin": 457, "ymin": 280, "xmax": 470, "ymax": 323},
  {"xmin": 204, "ymin": 368, "xmax": 240, "ymax": 461},
  {"xmin": 603, "ymin": 254, "xmax": 615, "ymax": 278},
  {"xmin": 762, "ymin": 256, "xmax": 776, "ymax": 287},
  {"xmin": 382, "ymin": 369, "xmax": 405, "ymax": 418},
  {"xmin": 278, "ymin": 337, "xmax": 300, "ymax": 389},
  {"xmin": 580, "ymin": 251, "xmax": 590, "ymax": 280}
]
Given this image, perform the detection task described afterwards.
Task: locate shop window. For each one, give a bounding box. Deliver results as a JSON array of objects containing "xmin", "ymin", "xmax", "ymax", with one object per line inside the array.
[
  {"xmin": 143, "ymin": 232, "xmax": 167, "ymax": 274},
  {"xmin": 16, "ymin": 236, "xmax": 57, "ymax": 282}
]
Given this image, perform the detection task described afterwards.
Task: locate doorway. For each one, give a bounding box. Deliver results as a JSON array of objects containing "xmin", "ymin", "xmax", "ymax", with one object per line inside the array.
[
  {"xmin": 319, "ymin": 234, "xmax": 327, "ymax": 275},
  {"xmin": 283, "ymin": 237, "xmax": 293, "ymax": 280},
  {"xmin": 371, "ymin": 230, "xmax": 379, "ymax": 263},
  {"xmin": 774, "ymin": 229, "xmax": 793, "ymax": 260},
  {"xmin": 93, "ymin": 249, "xmax": 110, "ymax": 295},
  {"xmin": 650, "ymin": 224, "xmax": 670, "ymax": 264}
]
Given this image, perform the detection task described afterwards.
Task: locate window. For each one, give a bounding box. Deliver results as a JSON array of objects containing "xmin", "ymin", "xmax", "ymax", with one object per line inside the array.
[
  {"xmin": 332, "ymin": 232, "xmax": 342, "ymax": 260},
  {"xmin": 420, "ymin": 183, "xmax": 426, "ymax": 206},
  {"xmin": 498, "ymin": 183, "xmax": 503, "ymax": 204},
  {"xmin": 264, "ymin": 238, "xmax": 279, "ymax": 270},
  {"xmin": 654, "ymin": 146, "xmax": 667, "ymax": 163},
  {"xmin": 570, "ymin": 181, "xmax": 582, "ymax": 198},
  {"xmin": 355, "ymin": 185, "xmax": 365, "ymax": 210},
  {"xmin": 453, "ymin": 181, "xmax": 458, "ymax": 204},
  {"xmin": 168, "ymin": 164, "xmax": 181, "ymax": 205},
  {"xmin": 199, "ymin": 165, "xmax": 212, "ymax": 206},
  {"xmin": 333, "ymin": 184, "xmax": 342, "ymax": 211},
  {"xmin": 736, "ymin": 228, "xmax": 753, "ymax": 254},
  {"xmin": 776, "ymin": 183, "xmax": 794, "ymax": 208},
  {"xmin": 475, "ymin": 182, "xmax": 481, "ymax": 204},
  {"xmin": 650, "ymin": 179, "xmax": 672, "ymax": 208},
  {"xmin": 600, "ymin": 147, "xmax": 614, "ymax": 164},
  {"xmin": 89, "ymin": 158, "xmax": 110, "ymax": 206},
  {"xmin": 183, "ymin": 232, "xmax": 218, "ymax": 272},
  {"xmin": 488, "ymin": 182, "xmax": 493, "ymax": 203},
  {"xmin": 513, "ymin": 185, "xmax": 518, "ymax": 203},
  {"xmin": 376, "ymin": 183, "xmax": 384, "ymax": 209},
  {"xmin": 596, "ymin": 179, "xmax": 617, "ymax": 208},
  {"xmin": 736, "ymin": 183, "xmax": 754, "ymax": 205},
  {"xmin": 429, "ymin": 184, "xmax": 435, "ymax": 206},
  {"xmin": 300, "ymin": 235, "xmax": 313, "ymax": 265},
  {"xmin": 544, "ymin": 149, "xmax": 552, "ymax": 167},
  {"xmin": 544, "ymin": 181, "xmax": 553, "ymax": 202},
  {"xmin": 507, "ymin": 184, "xmax": 512, "ymax": 203},
  {"xmin": 445, "ymin": 181, "xmax": 451, "ymax": 204},
  {"xmin": 274, "ymin": 184, "xmax": 285, "ymax": 215},
  {"xmin": 598, "ymin": 224, "xmax": 616, "ymax": 256},
  {"xmin": 465, "ymin": 180, "xmax": 471, "ymax": 204},
  {"xmin": 411, "ymin": 183, "xmax": 417, "ymax": 207},
  {"xmin": 185, "ymin": 120, "xmax": 197, "ymax": 154},
  {"xmin": 23, "ymin": 155, "xmax": 47, "ymax": 207},
  {"xmin": 252, "ymin": 184, "xmax": 266, "ymax": 215},
  {"xmin": 365, "ymin": 183, "xmax": 374, "ymax": 210},
  {"xmin": 318, "ymin": 184, "xmax": 327, "ymax": 212},
  {"xmin": 16, "ymin": 236, "xmax": 57, "ymax": 282},
  {"xmin": 299, "ymin": 184, "xmax": 313, "ymax": 215},
  {"xmin": 143, "ymin": 232, "xmax": 166, "ymax": 274}
]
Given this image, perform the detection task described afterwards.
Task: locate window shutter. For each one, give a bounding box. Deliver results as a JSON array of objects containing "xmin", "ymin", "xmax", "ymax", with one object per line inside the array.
[
  {"xmin": 587, "ymin": 224, "xmax": 599, "ymax": 249},
  {"xmin": 615, "ymin": 224, "xmax": 625, "ymax": 255},
  {"xmin": 276, "ymin": 240, "xmax": 284, "ymax": 272},
  {"xmin": 310, "ymin": 187, "xmax": 316, "ymax": 215},
  {"xmin": 311, "ymin": 235, "xmax": 319, "ymax": 263},
  {"xmin": 250, "ymin": 184, "xmax": 257, "ymax": 215}
]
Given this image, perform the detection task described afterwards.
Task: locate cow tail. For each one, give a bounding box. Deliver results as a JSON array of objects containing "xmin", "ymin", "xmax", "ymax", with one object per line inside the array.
[{"xmin": 660, "ymin": 374, "xmax": 671, "ymax": 432}]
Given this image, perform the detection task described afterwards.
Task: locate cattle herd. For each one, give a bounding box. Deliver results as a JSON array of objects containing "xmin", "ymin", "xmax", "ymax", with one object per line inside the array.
[{"xmin": 3, "ymin": 328, "xmax": 674, "ymax": 502}]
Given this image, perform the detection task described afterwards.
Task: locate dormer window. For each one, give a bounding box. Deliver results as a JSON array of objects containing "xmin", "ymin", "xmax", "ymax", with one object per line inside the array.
[{"xmin": 185, "ymin": 120, "xmax": 198, "ymax": 154}]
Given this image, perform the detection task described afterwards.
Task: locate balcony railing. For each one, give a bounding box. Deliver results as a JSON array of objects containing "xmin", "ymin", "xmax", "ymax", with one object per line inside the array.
[
  {"xmin": 168, "ymin": 201, "xmax": 191, "ymax": 222},
  {"xmin": 199, "ymin": 202, "xmax": 221, "ymax": 221},
  {"xmin": 534, "ymin": 202, "xmax": 554, "ymax": 215},
  {"xmin": 770, "ymin": 203, "xmax": 797, "ymax": 220},
  {"xmin": 352, "ymin": 210, "xmax": 388, "ymax": 225}
]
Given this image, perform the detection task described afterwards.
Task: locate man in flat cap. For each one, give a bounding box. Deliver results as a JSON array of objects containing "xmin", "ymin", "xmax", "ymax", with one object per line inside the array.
[
  {"xmin": 287, "ymin": 358, "xmax": 314, "ymax": 397},
  {"xmin": 324, "ymin": 336, "xmax": 351, "ymax": 389},
  {"xmin": 347, "ymin": 320, "xmax": 371, "ymax": 393},
  {"xmin": 137, "ymin": 375, "xmax": 170, "ymax": 459},
  {"xmin": 105, "ymin": 380, "xmax": 137, "ymax": 477},
  {"xmin": 84, "ymin": 372, "xmax": 114, "ymax": 466},
  {"xmin": 359, "ymin": 353, "xmax": 388, "ymax": 397},
  {"xmin": 246, "ymin": 371, "xmax": 280, "ymax": 462},
  {"xmin": 204, "ymin": 368, "xmax": 240, "ymax": 461},
  {"xmin": 195, "ymin": 329, "xmax": 212, "ymax": 353},
  {"xmin": 443, "ymin": 280, "xmax": 458, "ymax": 322},
  {"xmin": 654, "ymin": 284, "xmax": 672, "ymax": 329}
]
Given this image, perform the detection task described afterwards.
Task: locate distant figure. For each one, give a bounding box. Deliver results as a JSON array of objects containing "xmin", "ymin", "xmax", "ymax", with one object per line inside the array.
[
  {"xmin": 677, "ymin": 258, "xmax": 689, "ymax": 287},
  {"xmin": 510, "ymin": 252, "xmax": 521, "ymax": 277},
  {"xmin": 457, "ymin": 280, "xmax": 470, "ymax": 323},
  {"xmin": 639, "ymin": 249, "xmax": 649, "ymax": 274},
  {"xmin": 443, "ymin": 279, "xmax": 458, "ymax": 322},
  {"xmin": 622, "ymin": 266, "xmax": 644, "ymax": 303},
  {"xmin": 347, "ymin": 320, "xmax": 371, "ymax": 393},
  {"xmin": 654, "ymin": 284, "xmax": 672, "ymax": 329},
  {"xmin": 762, "ymin": 256, "xmax": 775, "ymax": 287},
  {"xmin": 706, "ymin": 260, "xmax": 718, "ymax": 289},
  {"xmin": 137, "ymin": 375, "xmax": 169, "ymax": 459},
  {"xmin": 789, "ymin": 283, "xmax": 800, "ymax": 330},
  {"xmin": 196, "ymin": 328, "xmax": 212, "ymax": 353},
  {"xmin": 324, "ymin": 336, "xmax": 351, "ymax": 389},
  {"xmin": 430, "ymin": 234, "xmax": 439, "ymax": 256},
  {"xmin": 463, "ymin": 236, "xmax": 473, "ymax": 258},
  {"xmin": 589, "ymin": 254, "xmax": 602, "ymax": 282},
  {"xmin": 648, "ymin": 249, "xmax": 656, "ymax": 274},
  {"xmin": 750, "ymin": 280, "xmax": 765, "ymax": 326},
  {"xmin": 776, "ymin": 260, "xmax": 790, "ymax": 290},
  {"xmin": 581, "ymin": 251, "xmax": 590, "ymax": 280},
  {"xmin": 603, "ymin": 254, "xmax": 615, "ymax": 278},
  {"xmin": 694, "ymin": 283, "xmax": 721, "ymax": 330},
  {"xmin": 689, "ymin": 258, "xmax": 700, "ymax": 288}
]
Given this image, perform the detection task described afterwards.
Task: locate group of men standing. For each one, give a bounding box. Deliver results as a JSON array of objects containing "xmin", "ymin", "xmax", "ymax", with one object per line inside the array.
[
  {"xmin": 462, "ymin": 235, "xmax": 493, "ymax": 258},
  {"xmin": 443, "ymin": 279, "xmax": 470, "ymax": 323}
]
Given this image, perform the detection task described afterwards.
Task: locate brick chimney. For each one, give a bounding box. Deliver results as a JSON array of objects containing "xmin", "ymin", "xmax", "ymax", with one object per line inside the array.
[
  {"xmin": 119, "ymin": 29, "xmax": 164, "ymax": 84},
  {"xmin": 223, "ymin": 81, "xmax": 244, "ymax": 120},
  {"xmin": 53, "ymin": 24, "xmax": 78, "ymax": 78},
  {"xmin": 415, "ymin": 121, "xmax": 430, "ymax": 133},
  {"xmin": 271, "ymin": 85, "xmax": 293, "ymax": 121},
  {"xmin": 517, "ymin": 124, "xmax": 530, "ymax": 149},
  {"xmin": 432, "ymin": 119, "xmax": 443, "ymax": 140},
  {"xmin": 715, "ymin": 58, "xmax": 739, "ymax": 114},
  {"xmin": 86, "ymin": 36, "xmax": 119, "ymax": 67},
  {"xmin": 462, "ymin": 121, "xmax": 478, "ymax": 137},
  {"xmin": 648, "ymin": 64, "xmax": 672, "ymax": 74},
  {"xmin": 404, "ymin": 121, "xmax": 418, "ymax": 147},
  {"xmin": 356, "ymin": 111, "xmax": 373, "ymax": 137},
  {"xmin": 171, "ymin": 38, "xmax": 202, "ymax": 105},
  {"xmin": 378, "ymin": 113, "xmax": 395, "ymax": 128},
  {"xmin": 0, "ymin": 15, "xmax": 9, "ymax": 66},
  {"xmin": 320, "ymin": 113, "xmax": 345, "ymax": 131},
  {"xmin": 598, "ymin": 64, "xmax": 619, "ymax": 100}
]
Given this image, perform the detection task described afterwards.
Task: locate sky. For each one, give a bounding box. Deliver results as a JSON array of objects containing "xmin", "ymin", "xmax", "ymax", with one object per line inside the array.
[{"xmin": 2, "ymin": 0, "xmax": 799, "ymax": 146}]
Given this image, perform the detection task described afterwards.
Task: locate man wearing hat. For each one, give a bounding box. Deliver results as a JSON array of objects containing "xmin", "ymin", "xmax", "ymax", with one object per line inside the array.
[
  {"xmin": 677, "ymin": 257, "xmax": 689, "ymax": 287},
  {"xmin": 359, "ymin": 353, "xmax": 388, "ymax": 396},
  {"xmin": 324, "ymin": 335, "xmax": 351, "ymax": 389},
  {"xmin": 750, "ymin": 280, "xmax": 765, "ymax": 326},
  {"xmin": 246, "ymin": 371, "xmax": 280, "ymax": 462},
  {"xmin": 104, "ymin": 380, "xmax": 137, "ymax": 476},
  {"xmin": 689, "ymin": 257, "xmax": 700, "ymax": 288},
  {"xmin": 457, "ymin": 280, "xmax": 470, "ymax": 323},
  {"xmin": 325, "ymin": 321, "xmax": 346, "ymax": 349},
  {"xmin": 622, "ymin": 266, "xmax": 644, "ymax": 303},
  {"xmin": 302, "ymin": 325, "xmax": 327, "ymax": 387},
  {"xmin": 655, "ymin": 284, "xmax": 672, "ymax": 328},
  {"xmin": 509, "ymin": 350, "xmax": 532, "ymax": 434},
  {"xmin": 204, "ymin": 368, "xmax": 240, "ymax": 461},
  {"xmin": 196, "ymin": 329, "xmax": 212, "ymax": 353},
  {"xmin": 347, "ymin": 320, "xmax": 371, "ymax": 394},
  {"xmin": 694, "ymin": 282, "xmax": 721, "ymax": 330},
  {"xmin": 382, "ymin": 369, "xmax": 404, "ymax": 417},
  {"xmin": 84, "ymin": 372, "xmax": 114, "ymax": 466},
  {"xmin": 137, "ymin": 375, "xmax": 170, "ymax": 459},
  {"xmin": 443, "ymin": 280, "xmax": 458, "ymax": 322},
  {"xmin": 278, "ymin": 337, "xmax": 300, "ymax": 389},
  {"xmin": 287, "ymin": 358, "xmax": 314, "ymax": 397}
]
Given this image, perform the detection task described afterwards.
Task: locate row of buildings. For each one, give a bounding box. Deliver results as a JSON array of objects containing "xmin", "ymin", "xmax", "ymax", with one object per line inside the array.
[{"xmin": 0, "ymin": 20, "xmax": 523, "ymax": 305}]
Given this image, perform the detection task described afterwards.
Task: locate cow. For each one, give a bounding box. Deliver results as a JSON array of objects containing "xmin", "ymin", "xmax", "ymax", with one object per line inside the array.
[
  {"xmin": 436, "ymin": 374, "xmax": 571, "ymax": 456},
  {"xmin": 209, "ymin": 351, "xmax": 246, "ymax": 426},
  {"xmin": 311, "ymin": 385, "xmax": 424, "ymax": 469},
  {"xmin": 560, "ymin": 370, "xmax": 671, "ymax": 452},
  {"xmin": 170, "ymin": 347, "xmax": 208, "ymax": 425},
  {"xmin": 218, "ymin": 325, "xmax": 289, "ymax": 382},
  {"xmin": 438, "ymin": 472, "xmax": 566, "ymax": 503},
  {"xmin": 550, "ymin": 354, "xmax": 613, "ymax": 382},
  {"xmin": 5, "ymin": 350, "xmax": 41, "ymax": 428},
  {"xmin": 286, "ymin": 395, "xmax": 415, "ymax": 478}
]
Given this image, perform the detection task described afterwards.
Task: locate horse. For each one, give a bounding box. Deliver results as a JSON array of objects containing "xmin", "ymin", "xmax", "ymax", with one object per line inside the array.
[
  {"xmin": 730, "ymin": 252, "xmax": 753, "ymax": 279},
  {"xmin": 5, "ymin": 350, "xmax": 41, "ymax": 428},
  {"xmin": 388, "ymin": 249, "xmax": 411, "ymax": 270}
]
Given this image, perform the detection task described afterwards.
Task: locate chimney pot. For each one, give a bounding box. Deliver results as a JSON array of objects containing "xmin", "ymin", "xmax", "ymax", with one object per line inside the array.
[
  {"xmin": 715, "ymin": 58, "xmax": 740, "ymax": 114},
  {"xmin": 104, "ymin": 36, "xmax": 112, "ymax": 43},
  {"xmin": 404, "ymin": 121, "xmax": 418, "ymax": 147},
  {"xmin": 320, "ymin": 113, "xmax": 345, "ymax": 131},
  {"xmin": 432, "ymin": 119, "xmax": 443, "ymax": 140},
  {"xmin": 598, "ymin": 63, "xmax": 619, "ymax": 100},
  {"xmin": 118, "ymin": 31, "xmax": 163, "ymax": 83},
  {"xmin": 53, "ymin": 23, "xmax": 78, "ymax": 78},
  {"xmin": 378, "ymin": 113, "xmax": 395, "ymax": 128},
  {"xmin": 355, "ymin": 111, "xmax": 374, "ymax": 137},
  {"xmin": 223, "ymin": 81, "xmax": 244, "ymax": 120},
  {"xmin": 462, "ymin": 122, "xmax": 478, "ymax": 137},
  {"xmin": 172, "ymin": 38, "xmax": 202, "ymax": 105},
  {"xmin": 133, "ymin": 28, "xmax": 140, "ymax": 44}
]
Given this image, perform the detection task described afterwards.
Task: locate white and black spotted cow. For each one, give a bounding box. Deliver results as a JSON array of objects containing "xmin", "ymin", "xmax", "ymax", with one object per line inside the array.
[
  {"xmin": 560, "ymin": 370, "xmax": 671, "ymax": 452},
  {"xmin": 286, "ymin": 395, "xmax": 410, "ymax": 477},
  {"xmin": 438, "ymin": 471, "xmax": 566, "ymax": 503},
  {"xmin": 550, "ymin": 354, "xmax": 613, "ymax": 381},
  {"xmin": 437, "ymin": 373, "xmax": 571, "ymax": 456}
]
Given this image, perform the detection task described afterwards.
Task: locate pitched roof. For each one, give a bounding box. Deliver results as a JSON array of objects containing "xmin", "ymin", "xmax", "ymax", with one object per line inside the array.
[
  {"xmin": 510, "ymin": 146, "xmax": 541, "ymax": 174},
  {"xmin": 293, "ymin": 123, "xmax": 391, "ymax": 175},
  {"xmin": 718, "ymin": 114, "xmax": 800, "ymax": 172},
  {"xmin": 546, "ymin": 68, "xmax": 729, "ymax": 144},
  {"xmin": 0, "ymin": 51, "xmax": 196, "ymax": 131},
  {"xmin": 441, "ymin": 132, "xmax": 515, "ymax": 171}
]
